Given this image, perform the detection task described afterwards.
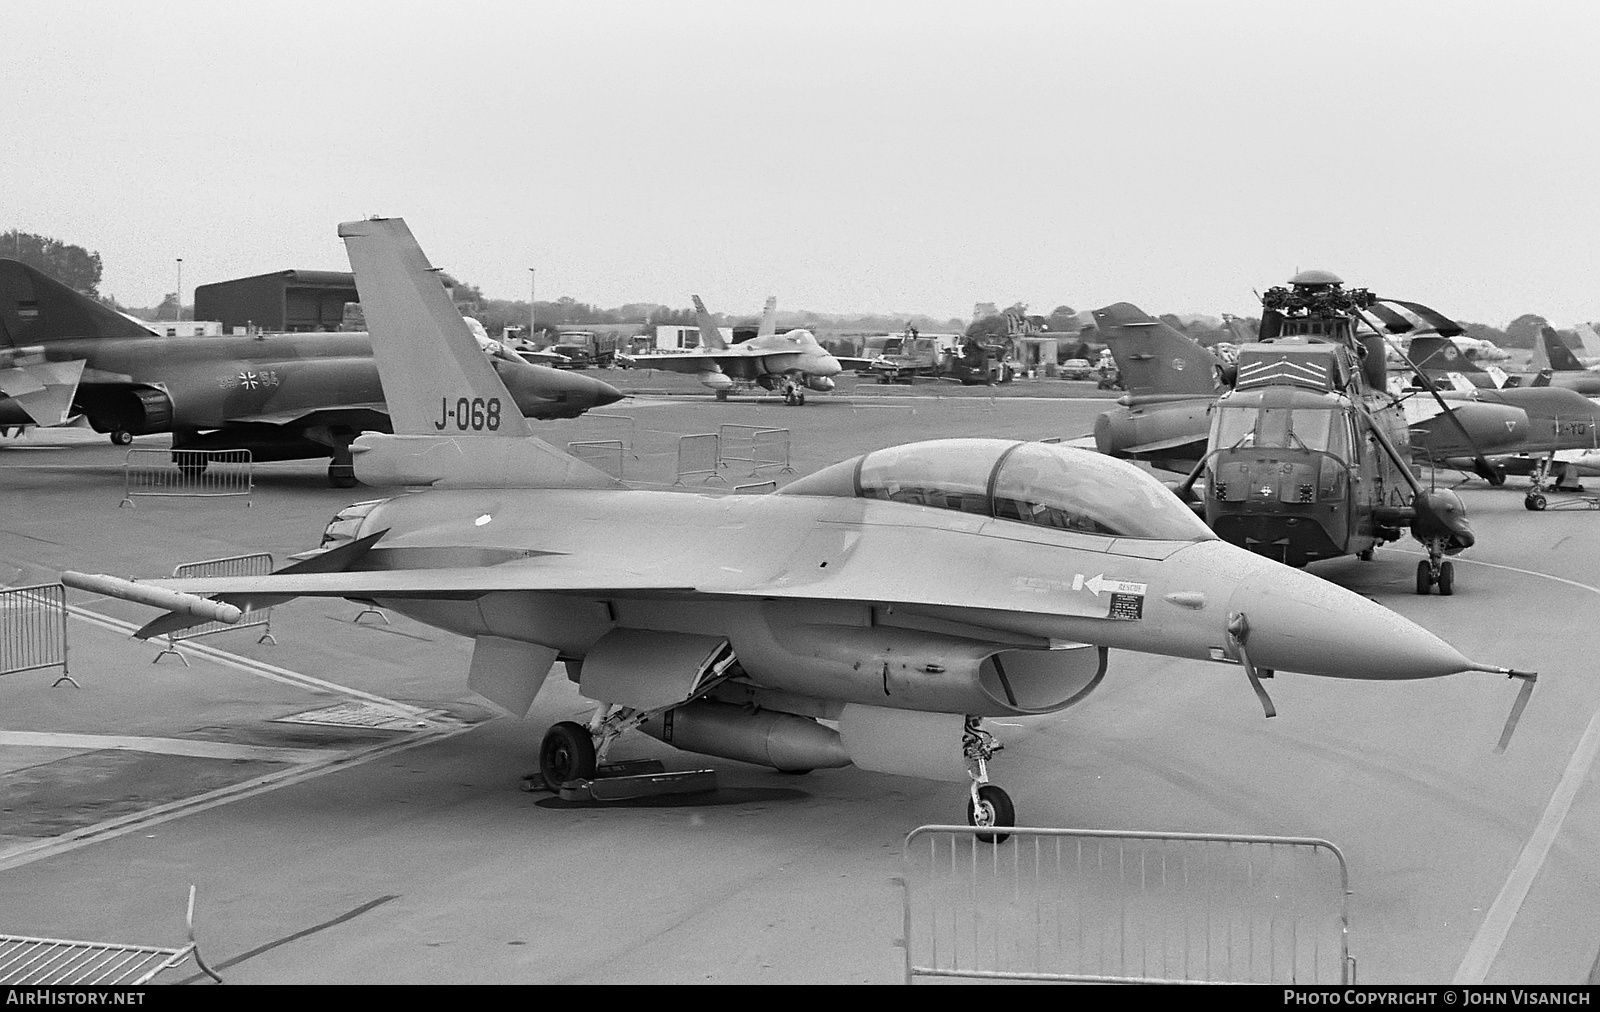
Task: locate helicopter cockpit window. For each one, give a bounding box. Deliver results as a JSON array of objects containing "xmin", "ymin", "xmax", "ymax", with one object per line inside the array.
[
  {"xmin": 1213, "ymin": 405, "xmax": 1348, "ymax": 456},
  {"xmin": 990, "ymin": 442, "xmax": 1216, "ymax": 540},
  {"xmin": 856, "ymin": 439, "xmax": 996, "ymax": 515}
]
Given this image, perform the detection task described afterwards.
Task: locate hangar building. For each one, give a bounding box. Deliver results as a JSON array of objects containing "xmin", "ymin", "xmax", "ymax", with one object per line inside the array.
[{"xmin": 194, "ymin": 270, "xmax": 359, "ymax": 333}]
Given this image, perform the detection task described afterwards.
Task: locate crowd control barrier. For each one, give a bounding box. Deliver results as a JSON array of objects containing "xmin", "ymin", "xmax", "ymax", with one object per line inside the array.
[
  {"xmin": 0, "ymin": 583, "xmax": 74, "ymax": 687},
  {"xmin": 567, "ymin": 439, "xmax": 626, "ymax": 479},
  {"xmin": 152, "ymin": 553, "xmax": 275, "ymax": 664},
  {"xmin": 900, "ymin": 825, "xmax": 1353, "ymax": 985},
  {"xmin": 674, "ymin": 433, "xmax": 724, "ymax": 485},
  {"xmin": 121, "ymin": 448, "xmax": 253, "ymax": 508},
  {"xmin": 717, "ymin": 424, "xmax": 793, "ymax": 476},
  {"xmin": 587, "ymin": 413, "xmax": 638, "ymax": 458},
  {"xmin": 0, "ymin": 886, "xmax": 220, "ymax": 984}
]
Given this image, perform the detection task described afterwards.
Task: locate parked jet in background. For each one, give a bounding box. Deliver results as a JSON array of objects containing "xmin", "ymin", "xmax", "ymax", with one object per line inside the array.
[
  {"xmin": 1410, "ymin": 331, "xmax": 1600, "ymax": 396},
  {"xmin": 0, "ymin": 258, "xmax": 622, "ymax": 484},
  {"xmin": 64, "ymin": 217, "xmax": 1536, "ymax": 839},
  {"xmin": 629, "ymin": 295, "xmax": 841, "ymax": 404}
]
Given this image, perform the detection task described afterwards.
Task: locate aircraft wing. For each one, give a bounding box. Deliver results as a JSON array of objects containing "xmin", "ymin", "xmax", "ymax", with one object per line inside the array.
[
  {"xmin": 628, "ymin": 349, "xmax": 764, "ymax": 374},
  {"xmin": 834, "ymin": 356, "xmax": 875, "ymax": 371},
  {"xmin": 223, "ymin": 403, "xmax": 393, "ymax": 427},
  {"xmin": 1120, "ymin": 433, "xmax": 1207, "ymax": 456}
]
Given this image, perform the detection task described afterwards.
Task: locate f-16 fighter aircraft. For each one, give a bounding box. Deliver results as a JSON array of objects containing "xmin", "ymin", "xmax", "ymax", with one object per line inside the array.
[
  {"xmin": 0, "ymin": 258, "xmax": 623, "ymax": 485},
  {"xmin": 631, "ymin": 294, "xmax": 841, "ymax": 404},
  {"xmin": 63, "ymin": 220, "xmax": 1535, "ymax": 836}
]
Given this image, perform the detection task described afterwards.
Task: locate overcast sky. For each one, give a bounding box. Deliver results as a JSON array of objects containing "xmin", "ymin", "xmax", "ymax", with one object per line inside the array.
[{"xmin": 5, "ymin": 1, "xmax": 1598, "ymax": 325}]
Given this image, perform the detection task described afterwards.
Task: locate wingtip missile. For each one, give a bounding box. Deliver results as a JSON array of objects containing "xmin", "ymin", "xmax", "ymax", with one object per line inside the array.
[{"xmin": 59, "ymin": 571, "xmax": 242, "ymax": 625}]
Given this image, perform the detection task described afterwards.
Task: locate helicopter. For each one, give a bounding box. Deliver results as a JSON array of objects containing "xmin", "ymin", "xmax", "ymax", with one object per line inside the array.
[{"xmin": 1168, "ymin": 271, "xmax": 1480, "ymax": 595}]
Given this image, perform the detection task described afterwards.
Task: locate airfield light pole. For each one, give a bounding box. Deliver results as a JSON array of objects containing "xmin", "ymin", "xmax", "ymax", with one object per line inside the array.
[
  {"xmin": 175, "ymin": 258, "xmax": 183, "ymax": 322},
  {"xmin": 529, "ymin": 267, "xmax": 536, "ymax": 341}
]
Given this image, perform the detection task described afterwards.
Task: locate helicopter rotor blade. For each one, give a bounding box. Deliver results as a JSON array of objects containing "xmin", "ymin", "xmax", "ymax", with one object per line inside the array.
[{"xmin": 1353, "ymin": 305, "xmax": 1499, "ymax": 484}]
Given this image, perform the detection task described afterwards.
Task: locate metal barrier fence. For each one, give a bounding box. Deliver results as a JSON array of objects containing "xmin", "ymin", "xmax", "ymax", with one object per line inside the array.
[
  {"xmin": 717, "ymin": 424, "xmax": 793, "ymax": 476},
  {"xmin": 587, "ymin": 413, "xmax": 638, "ymax": 458},
  {"xmin": 0, "ymin": 886, "xmax": 221, "ymax": 984},
  {"xmin": 121, "ymin": 448, "xmax": 253, "ymax": 508},
  {"xmin": 675, "ymin": 433, "xmax": 724, "ymax": 485},
  {"xmin": 900, "ymin": 826, "xmax": 1352, "ymax": 985},
  {"xmin": 151, "ymin": 553, "xmax": 276, "ymax": 664},
  {"xmin": 0, "ymin": 583, "xmax": 74, "ymax": 687},
  {"xmin": 567, "ymin": 439, "xmax": 626, "ymax": 479}
]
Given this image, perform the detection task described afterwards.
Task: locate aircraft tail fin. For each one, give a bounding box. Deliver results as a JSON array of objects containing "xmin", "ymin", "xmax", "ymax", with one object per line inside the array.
[
  {"xmin": 1576, "ymin": 322, "xmax": 1600, "ymax": 361},
  {"xmin": 1409, "ymin": 335, "xmax": 1482, "ymax": 374},
  {"xmin": 338, "ymin": 217, "xmax": 618, "ymax": 489},
  {"xmin": 757, "ymin": 296, "xmax": 778, "ymax": 338},
  {"xmin": 691, "ymin": 295, "xmax": 729, "ymax": 350},
  {"xmin": 1090, "ymin": 303, "xmax": 1223, "ymax": 400},
  {"xmin": 0, "ymin": 259, "xmax": 156, "ymax": 349},
  {"xmin": 1539, "ymin": 326, "xmax": 1586, "ymax": 372}
]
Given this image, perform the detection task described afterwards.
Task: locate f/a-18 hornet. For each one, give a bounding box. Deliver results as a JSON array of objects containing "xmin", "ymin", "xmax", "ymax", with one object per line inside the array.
[
  {"xmin": 0, "ymin": 258, "xmax": 622, "ymax": 485},
  {"xmin": 64, "ymin": 221, "xmax": 1535, "ymax": 837},
  {"xmin": 630, "ymin": 294, "xmax": 841, "ymax": 404}
]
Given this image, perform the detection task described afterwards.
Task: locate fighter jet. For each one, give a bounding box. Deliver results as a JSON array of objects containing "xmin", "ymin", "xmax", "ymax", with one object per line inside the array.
[
  {"xmin": 64, "ymin": 219, "xmax": 1535, "ymax": 835},
  {"xmin": 1410, "ymin": 330, "xmax": 1600, "ymax": 396},
  {"xmin": 630, "ymin": 295, "xmax": 841, "ymax": 404},
  {"xmin": 0, "ymin": 258, "xmax": 623, "ymax": 485}
]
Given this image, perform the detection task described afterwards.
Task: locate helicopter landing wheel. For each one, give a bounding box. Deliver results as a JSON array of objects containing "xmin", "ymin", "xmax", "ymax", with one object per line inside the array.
[
  {"xmin": 1416, "ymin": 559, "xmax": 1434, "ymax": 595},
  {"xmin": 1525, "ymin": 492, "xmax": 1547, "ymax": 511},
  {"xmin": 1437, "ymin": 560, "xmax": 1455, "ymax": 596},
  {"xmin": 966, "ymin": 784, "xmax": 1014, "ymax": 845}
]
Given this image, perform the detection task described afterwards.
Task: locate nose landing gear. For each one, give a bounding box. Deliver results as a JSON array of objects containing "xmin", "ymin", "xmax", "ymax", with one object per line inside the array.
[
  {"xmin": 962, "ymin": 717, "xmax": 1013, "ymax": 843},
  {"xmin": 1415, "ymin": 540, "xmax": 1455, "ymax": 596}
]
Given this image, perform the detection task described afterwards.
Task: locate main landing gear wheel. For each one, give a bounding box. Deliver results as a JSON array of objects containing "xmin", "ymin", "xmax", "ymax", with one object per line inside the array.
[
  {"xmin": 1525, "ymin": 492, "xmax": 1547, "ymax": 511},
  {"xmin": 1416, "ymin": 559, "xmax": 1434, "ymax": 595},
  {"xmin": 1437, "ymin": 560, "xmax": 1455, "ymax": 596},
  {"xmin": 967, "ymin": 785, "xmax": 1014, "ymax": 844},
  {"xmin": 539, "ymin": 721, "xmax": 597, "ymax": 791},
  {"xmin": 715, "ymin": 389, "xmax": 729, "ymax": 401},
  {"xmin": 1357, "ymin": 548, "xmax": 1374, "ymax": 562},
  {"xmin": 110, "ymin": 430, "xmax": 133, "ymax": 446}
]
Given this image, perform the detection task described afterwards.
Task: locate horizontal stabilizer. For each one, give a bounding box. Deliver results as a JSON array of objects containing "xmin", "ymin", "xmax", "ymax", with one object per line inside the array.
[{"xmin": 2, "ymin": 359, "xmax": 84, "ymax": 426}]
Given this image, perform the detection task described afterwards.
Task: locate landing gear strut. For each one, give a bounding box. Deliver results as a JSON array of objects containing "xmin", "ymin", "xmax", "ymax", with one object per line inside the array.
[
  {"xmin": 963, "ymin": 716, "xmax": 1013, "ymax": 843},
  {"xmin": 328, "ymin": 443, "xmax": 357, "ymax": 488}
]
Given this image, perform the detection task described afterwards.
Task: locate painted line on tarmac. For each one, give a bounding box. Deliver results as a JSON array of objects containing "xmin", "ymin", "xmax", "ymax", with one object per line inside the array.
[
  {"xmin": 1402, "ymin": 551, "xmax": 1600, "ymax": 983},
  {"xmin": 1454, "ymin": 708, "xmax": 1600, "ymax": 983},
  {"xmin": 0, "ymin": 730, "xmax": 336, "ymax": 764},
  {"xmin": 64, "ymin": 603, "xmax": 437, "ymax": 721},
  {"xmin": 0, "ymin": 721, "xmax": 474, "ymax": 874}
]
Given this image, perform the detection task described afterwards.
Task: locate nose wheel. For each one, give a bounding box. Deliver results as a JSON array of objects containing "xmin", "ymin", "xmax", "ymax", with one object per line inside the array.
[
  {"xmin": 1415, "ymin": 539, "xmax": 1455, "ymax": 596},
  {"xmin": 962, "ymin": 717, "xmax": 1013, "ymax": 843}
]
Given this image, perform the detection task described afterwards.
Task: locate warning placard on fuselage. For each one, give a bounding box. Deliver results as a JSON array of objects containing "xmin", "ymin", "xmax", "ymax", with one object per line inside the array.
[{"xmin": 1107, "ymin": 592, "xmax": 1145, "ymax": 620}]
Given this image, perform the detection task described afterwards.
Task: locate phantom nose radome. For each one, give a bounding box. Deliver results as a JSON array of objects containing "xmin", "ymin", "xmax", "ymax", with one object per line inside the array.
[{"xmin": 1221, "ymin": 555, "xmax": 1476, "ymax": 681}]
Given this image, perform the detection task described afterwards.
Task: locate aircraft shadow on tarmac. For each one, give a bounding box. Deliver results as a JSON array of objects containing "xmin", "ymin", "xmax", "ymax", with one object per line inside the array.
[{"xmin": 532, "ymin": 786, "xmax": 810, "ymax": 810}]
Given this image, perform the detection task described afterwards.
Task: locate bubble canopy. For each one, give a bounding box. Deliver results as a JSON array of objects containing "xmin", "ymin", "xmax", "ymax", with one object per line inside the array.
[{"xmin": 778, "ymin": 438, "xmax": 1216, "ymax": 541}]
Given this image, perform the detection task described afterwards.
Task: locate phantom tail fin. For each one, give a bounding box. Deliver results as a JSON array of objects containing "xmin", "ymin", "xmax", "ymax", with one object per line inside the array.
[
  {"xmin": 757, "ymin": 296, "xmax": 778, "ymax": 338},
  {"xmin": 0, "ymin": 259, "xmax": 155, "ymax": 349},
  {"xmin": 1091, "ymin": 303, "xmax": 1224, "ymax": 400},
  {"xmin": 691, "ymin": 295, "xmax": 729, "ymax": 350},
  {"xmin": 338, "ymin": 218, "xmax": 617, "ymax": 489}
]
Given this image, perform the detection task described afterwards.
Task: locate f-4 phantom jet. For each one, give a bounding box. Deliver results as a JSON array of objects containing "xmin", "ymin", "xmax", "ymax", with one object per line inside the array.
[{"xmin": 65, "ymin": 221, "xmax": 1534, "ymax": 836}]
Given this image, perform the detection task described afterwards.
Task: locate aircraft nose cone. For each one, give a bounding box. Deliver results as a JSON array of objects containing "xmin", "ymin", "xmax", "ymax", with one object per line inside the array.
[
  {"xmin": 1225, "ymin": 555, "xmax": 1472, "ymax": 680},
  {"xmin": 1170, "ymin": 541, "xmax": 1474, "ymax": 681},
  {"xmin": 591, "ymin": 378, "xmax": 624, "ymax": 407}
]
